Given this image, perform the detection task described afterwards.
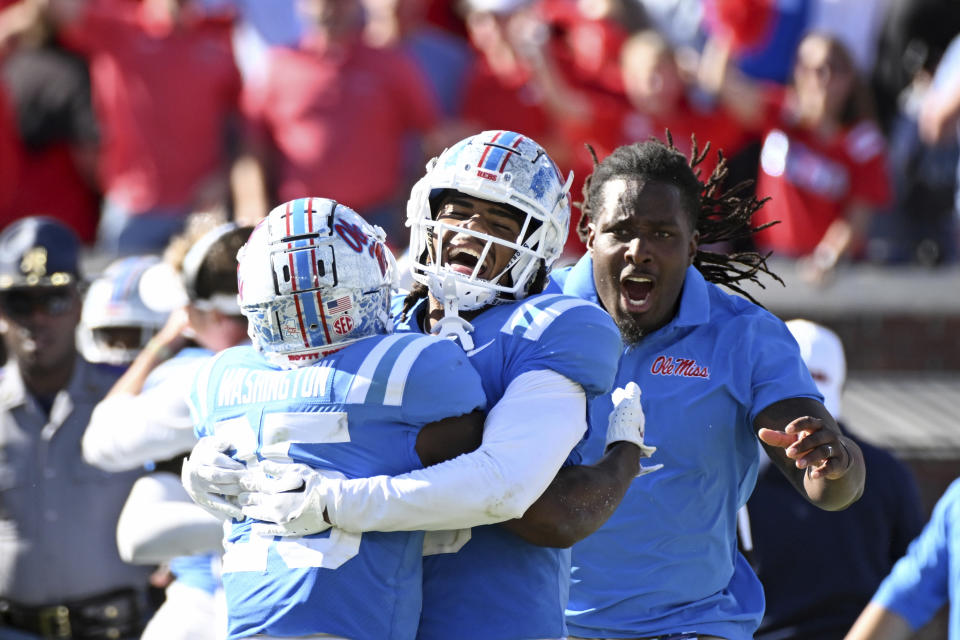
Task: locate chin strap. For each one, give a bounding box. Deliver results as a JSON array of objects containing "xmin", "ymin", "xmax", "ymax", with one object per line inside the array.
[{"xmin": 429, "ymin": 274, "xmax": 475, "ymax": 351}]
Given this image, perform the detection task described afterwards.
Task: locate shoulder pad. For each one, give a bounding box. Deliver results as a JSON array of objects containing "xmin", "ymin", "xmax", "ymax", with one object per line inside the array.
[{"xmin": 499, "ymin": 293, "xmax": 609, "ymax": 341}]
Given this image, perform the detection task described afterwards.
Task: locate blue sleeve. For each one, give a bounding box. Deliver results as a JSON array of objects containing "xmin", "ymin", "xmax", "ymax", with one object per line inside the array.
[
  {"xmin": 872, "ymin": 479, "xmax": 960, "ymax": 629},
  {"xmin": 503, "ymin": 295, "xmax": 622, "ymax": 397},
  {"xmin": 400, "ymin": 338, "xmax": 486, "ymax": 425},
  {"xmin": 743, "ymin": 311, "xmax": 823, "ymax": 424}
]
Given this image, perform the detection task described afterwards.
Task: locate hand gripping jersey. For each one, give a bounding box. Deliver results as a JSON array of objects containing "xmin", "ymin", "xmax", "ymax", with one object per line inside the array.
[
  {"xmin": 393, "ymin": 291, "xmax": 622, "ymax": 640},
  {"xmin": 189, "ymin": 336, "xmax": 485, "ymax": 640}
]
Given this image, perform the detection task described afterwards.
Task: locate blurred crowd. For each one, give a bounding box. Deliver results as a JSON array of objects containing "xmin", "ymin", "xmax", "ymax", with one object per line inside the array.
[
  {"xmin": 0, "ymin": 0, "xmax": 959, "ymax": 279},
  {"xmin": 0, "ymin": 1, "xmax": 959, "ymax": 637}
]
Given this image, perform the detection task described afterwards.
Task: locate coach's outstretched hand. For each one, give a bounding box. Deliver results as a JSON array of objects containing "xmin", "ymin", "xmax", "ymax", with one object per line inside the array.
[
  {"xmin": 755, "ymin": 397, "xmax": 865, "ymax": 511},
  {"xmin": 238, "ymin": 461, "xmax": 334, "ymax": 537},
  {"xmin": 181, "ymin": 435, "xmax": 245, "ymax": 520},
  {"xmin": 758, "ymin": 416, "xmax": 853, "ymax": 481},
  {"xmin": 606, "ymin": 382, "xmax": 662, "ymax": 476}
]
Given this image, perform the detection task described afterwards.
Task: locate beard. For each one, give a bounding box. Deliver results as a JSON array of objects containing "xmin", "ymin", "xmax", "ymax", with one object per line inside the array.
[{"xmin": 615, "ymin": 314, "xmax": 645, "ymax": 347}]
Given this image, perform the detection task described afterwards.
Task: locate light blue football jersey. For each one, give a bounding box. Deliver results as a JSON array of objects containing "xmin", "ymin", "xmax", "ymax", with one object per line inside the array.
[
  {"xmin": 190, "ymin": 334, "xmax": 486, "ymax": 640},
  {"xmin": 393, "ymin": 292, "xmax": 622, "ymax": 640}
]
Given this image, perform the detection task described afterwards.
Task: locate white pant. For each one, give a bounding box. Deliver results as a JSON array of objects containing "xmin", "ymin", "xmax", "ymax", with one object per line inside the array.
[{"xmin": 140, "ymin": 580, "xmax": 226, "ymax": 640}]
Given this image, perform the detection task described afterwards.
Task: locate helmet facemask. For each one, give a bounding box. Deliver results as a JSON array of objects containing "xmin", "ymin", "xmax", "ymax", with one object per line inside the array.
[{"xmin": 407, "ymin": 131, "xmax": 572, "ymax": 314}]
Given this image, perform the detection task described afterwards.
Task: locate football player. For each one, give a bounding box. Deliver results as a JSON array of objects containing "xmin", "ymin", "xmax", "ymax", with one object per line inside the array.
[
  {"xmin": 78, "ymin": 255, "xmax": 170, "ymax": 369},
  {"xmin": 187, "ymin": 198, "xmax": 487, "ymax": 640},
  {"xmin": 185, "ymin": 132, "xmax": 654, "ymax": 639}
]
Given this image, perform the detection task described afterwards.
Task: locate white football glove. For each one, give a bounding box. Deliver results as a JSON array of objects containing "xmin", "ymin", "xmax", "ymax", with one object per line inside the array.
[
  {"xmin": 238, "ymin": 461, "xmax": 335, "ymax": 538},
  {"xmin": 181, "ymin": 435, "xmax": 245, "ymax": 520},
  {"xmin": 606, "ymin": 381, "xmax": 663, "ymax": 477}
]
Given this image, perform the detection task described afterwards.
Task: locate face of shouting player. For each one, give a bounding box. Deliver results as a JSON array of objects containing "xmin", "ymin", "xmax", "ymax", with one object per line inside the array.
[
  {"xmin": 586, "ymin": 177, "xmax": 698, "ymax": 344},
  {"xmin": 432, "ymin": 192, "xmax": 524, "ymax": 288}
]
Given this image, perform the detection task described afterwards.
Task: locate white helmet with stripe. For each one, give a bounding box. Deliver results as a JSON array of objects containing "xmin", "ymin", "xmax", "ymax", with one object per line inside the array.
[
  {"xmin": 406, "ymin": 130, "xmax": 573, "ymax": 311},
  {"xmin": 237, "ymin": 197, "xmax": 398, "ymax": 369},
  {"xmin": 78, "ymin": 255, "xmax": 169, "ymax": 366}
]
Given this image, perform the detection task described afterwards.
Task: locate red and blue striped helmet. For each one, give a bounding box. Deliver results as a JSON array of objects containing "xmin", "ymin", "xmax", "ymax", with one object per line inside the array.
[{"xmin": 237, "ymin": 198, "xmax": 398, "ymax": 368}]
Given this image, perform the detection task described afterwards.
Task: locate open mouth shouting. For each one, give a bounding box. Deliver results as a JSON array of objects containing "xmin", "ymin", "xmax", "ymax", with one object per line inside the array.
[
  {"xmin": 621, "ymin": 274, "xmax": 654, "ymax": 313},
  {"xmin": 445, "ymin": 243, "xmax": 492, "ymax": 280}
]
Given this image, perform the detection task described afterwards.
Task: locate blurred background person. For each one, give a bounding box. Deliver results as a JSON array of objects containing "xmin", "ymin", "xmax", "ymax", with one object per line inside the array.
[
  {"xmin": 361, "ymin": 0, "xmax": 474, "ymax": 118},
  {"xmin": 0, "ymin": 79, "xmax": 18, "ymax": 224},
  {"xmin": 868, "ymin": 34, "xmax": 959, "ymax": 267},
  {"xmin": 743, "ymin": 319, "xmax": 924, "ymax": 640},
  {"xmin": 0, "ymin": 0, "xmax": 100, "ymax": 244},
  {"xmin": 77, "ymin": 254, "xmax": 169, "ymax": 372},
  {"xmin": 0, "ymin": 216, "xmax": 151, "ymax": 640},
  {"xmin": 871, "ymin": 0, "xmax": 960, "ymax": 134},
  {"xmin": 916, "ymin": 31, "xmax": 960, "ymax": 262},
  {"xmin": 232, "ymin": 0, "xmax": 441, "ymax": 249},
  {"xmin": 83, "ymin": 215, "xmax": 253, "ymax": 640},
  {"xmin": 614, "ymin": 28, "xmax": 751, "ymax": 181},
  {"xmin": 46, "ymin": 0, "xmax": 243, "ymax": 258},
  {"xmin": 701, "ymin": 31, "xmax": 893, "ymax": 283}
]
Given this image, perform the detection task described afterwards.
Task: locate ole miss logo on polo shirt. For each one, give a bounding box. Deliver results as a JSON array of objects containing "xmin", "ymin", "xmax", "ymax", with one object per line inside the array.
[{"xmin": 650, "ymin": 355, "xmax": 710, "ymax": 379}]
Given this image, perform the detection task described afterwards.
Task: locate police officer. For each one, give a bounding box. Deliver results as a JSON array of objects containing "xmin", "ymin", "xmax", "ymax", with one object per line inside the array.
[{"xmin": 0, "ymin": 217, "xmax": 151, "ymax": 640}]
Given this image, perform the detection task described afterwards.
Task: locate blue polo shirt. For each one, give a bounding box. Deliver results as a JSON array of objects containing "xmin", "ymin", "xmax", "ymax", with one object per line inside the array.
[
  {"xmin": 548, "ymin": 255, "xmax": 822, "ymax": 639},
  {"xmin": 872, "ymin": 478, "xmax": 960, "ymax": 637}
]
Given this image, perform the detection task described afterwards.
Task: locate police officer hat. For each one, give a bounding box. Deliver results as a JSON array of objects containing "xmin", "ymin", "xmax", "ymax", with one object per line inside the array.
[{"xmin": 0, "ymin": 217, "xmax": 81, "ymax": 289}]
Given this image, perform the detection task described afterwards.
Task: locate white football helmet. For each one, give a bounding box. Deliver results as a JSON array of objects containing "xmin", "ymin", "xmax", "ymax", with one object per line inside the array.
[
  {"xmin": 407, "ymin": 130, "xmax": 573, "ymax": 311},
  {"xmin": 78, "ymin": 256, "xmax": 169, "ymax": 366},
  {"xmin": 237, "ymin": 197, "xmax": 398, "ymax": 369}
]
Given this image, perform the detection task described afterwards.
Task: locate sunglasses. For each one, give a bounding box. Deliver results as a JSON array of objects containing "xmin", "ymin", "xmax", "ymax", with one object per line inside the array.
[{"xmin": 0, "ymin": 289, "xmax": 76, "ymax": 318}]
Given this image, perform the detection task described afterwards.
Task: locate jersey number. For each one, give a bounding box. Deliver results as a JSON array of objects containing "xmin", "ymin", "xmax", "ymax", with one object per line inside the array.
[{"xmin": 215, "ymin": 411, "xmax": 363, "ymax": 573}]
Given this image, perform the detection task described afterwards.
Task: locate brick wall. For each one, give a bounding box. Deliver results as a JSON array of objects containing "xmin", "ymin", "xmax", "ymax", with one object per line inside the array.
[{"xmin": 771, "ymin": 313, "xmax": 960, "ymax": 371}]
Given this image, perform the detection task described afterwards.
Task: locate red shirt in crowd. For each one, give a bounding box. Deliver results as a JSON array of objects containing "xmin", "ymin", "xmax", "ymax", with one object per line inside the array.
[
  {"xmin": 752, "ymin": 90, "xmax": 892, "ymax": 257},
  {"xmin": 62, "ymin": 0, "xmax": 241, "ymax": 215},
  {"xmin": 2, "ymin": 43, "xmax": 101, "ymax": 242},
  {"xmin": 608, "ymin": 93, "xmax": 752, "ymax": 179},
  {"xmin": 244, "ymin": 35, "xmax": 439, "ymax": 214},
  {"xmin": 0, "ymin": 83, "xmax": 19, "ymax": 226},
  {"xmin": 459, "ymin": 58, "xmax": 552, "ymax": 150},
  {"xmin": 538, "ymin": 0, "xmax": 628, "ymax": 95}
]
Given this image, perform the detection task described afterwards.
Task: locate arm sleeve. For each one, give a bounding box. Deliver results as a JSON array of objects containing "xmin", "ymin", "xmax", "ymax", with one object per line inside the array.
[
  {"xmin": 116, "ymin": 472, "xmax": 224, "ymax": 564},
  {"xmin": 745, "ymin": 311, "xmax": 823, "ymax": 425},
  {"xmin": 82, "ymin": 374, "xmax": 198, "ymax": 472},
  {"xmin": 325, "ymin": 369, "xmax": 587, "ymax": 532},
  {"xmin": 872, "ymin": 480, "xmax": 960, "ymax": 629}
]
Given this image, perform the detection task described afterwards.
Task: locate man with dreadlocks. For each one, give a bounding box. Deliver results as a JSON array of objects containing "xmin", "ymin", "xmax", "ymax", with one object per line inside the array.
[{"xmin": 545, "ymin": 137, "xmax": 867, "ymax": 640}]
